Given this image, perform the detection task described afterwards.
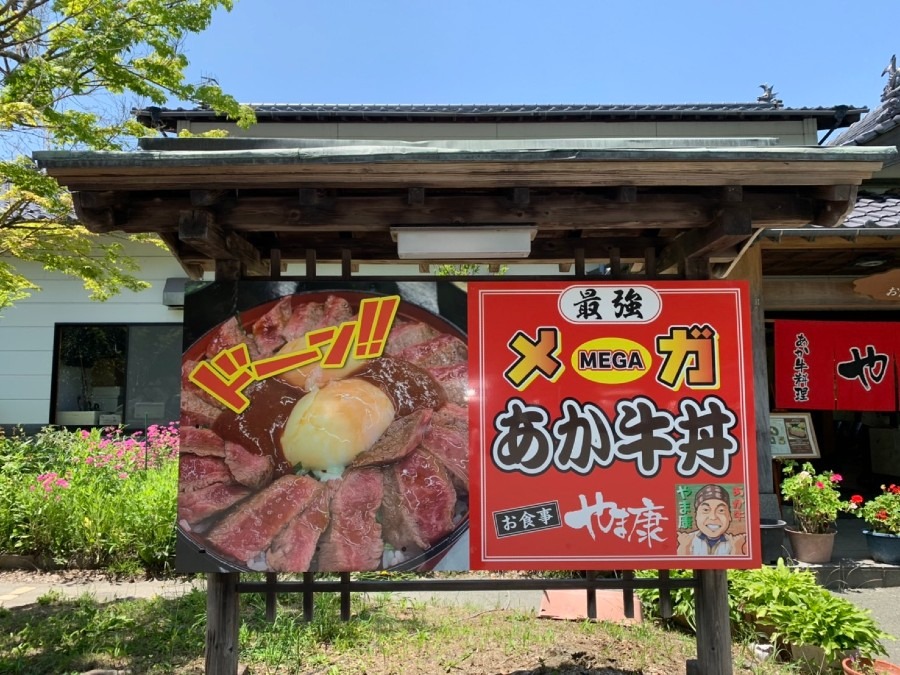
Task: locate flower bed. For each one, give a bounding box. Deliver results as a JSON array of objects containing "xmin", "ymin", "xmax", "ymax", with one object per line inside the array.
[{"xmin": 0, "ymin": 424, "xmax": 179, "ymax": 574}]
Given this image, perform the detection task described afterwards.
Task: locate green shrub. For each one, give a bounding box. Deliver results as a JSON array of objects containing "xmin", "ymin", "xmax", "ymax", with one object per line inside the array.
[{"xmin": 636, "ymin": 560, "xmax": 891, "ymax": 664}]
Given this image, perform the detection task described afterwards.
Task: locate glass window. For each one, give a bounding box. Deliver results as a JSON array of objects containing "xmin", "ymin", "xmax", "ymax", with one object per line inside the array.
[{"xmin": 54, "ymin": 324, "xmax": 181, "ymax": 428}]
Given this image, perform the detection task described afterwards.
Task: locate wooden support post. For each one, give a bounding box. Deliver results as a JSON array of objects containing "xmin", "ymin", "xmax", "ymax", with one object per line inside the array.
[
  {"xmin": 302, "ymin": 572, "xmax": 314, "ymax": 622},
  {"xmin": 689, "ymin": 570, "xmax": 733, "ymax": 675},
  {"xmin": 725, "ymin": 245, "xmax": 779, "ymax": 518},
  {"xmin": 575, "ymin": 248, "xmax": 585, "ymax": 278},
  {"xmin": 265, "ymin": 573, "xmax": 277, "ymax": 623},
  {"xmin": 206, "ymin": 572, "xmax": 240, "ymax": 673},
  {"xmin": 658, "ymin": 570, "xmax": 673, "ymax": 619},
  {"xmin": 585, "ymin": 571, "xmax": 597, "ymax": 620},
  {"xmin": 206, "ymin": 258, "xmax": 242, "ymax": 675},
  {"xmin": 270, "ymin": 249, "xmax": 281, "ymax": 280},
  {"xmin": 305, "ymin": 249, "xmax": 317, "ymax": 280},
  {"xmin": 340, "ymin": 572, "xmax": 351, "ymax": 621},
  {"xmin": 621, "ymin": 570, "xmax": 635, "ymax": 619}
]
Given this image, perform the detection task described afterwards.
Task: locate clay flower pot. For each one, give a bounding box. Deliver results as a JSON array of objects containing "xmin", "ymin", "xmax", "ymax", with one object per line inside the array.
[
  {"xmin": 842, "ymin": 657, "xmax": 900, "ymax": 675},
  {"xmin": 786, "ymin": 527, "xmax": 836, "ymax": 564}
]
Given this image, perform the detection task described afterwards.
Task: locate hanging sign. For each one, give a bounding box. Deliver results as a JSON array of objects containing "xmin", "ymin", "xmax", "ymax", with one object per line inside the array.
[
  {"xmin": 774, "ymin": 320, "xmax": 898, "ymax": 412},
  {"xmin": 468, "ymin": 281, "xmax": 760, "ymax": 570}
]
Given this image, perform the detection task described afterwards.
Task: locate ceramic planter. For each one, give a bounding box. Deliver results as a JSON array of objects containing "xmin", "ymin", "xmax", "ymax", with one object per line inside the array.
[
  {"xmin": 786, "ymin": 527, "xmax": 836, "ymax": 564},
  {"xmin": 841, "ymin": 657, "xmax": 900, "ymax": 675},
  {"xmin": 863, "ymin": 530, "xmax": 900, "ymax": 565}
]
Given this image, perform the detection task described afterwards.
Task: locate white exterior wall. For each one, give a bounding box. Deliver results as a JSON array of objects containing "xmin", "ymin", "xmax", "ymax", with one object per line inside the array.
[
  {"xmin": 182, "ymin": 119, "xmax": 816, "ymax": 145},
  {"xmin": 0, "ymin": 239, "xmax": 185, "ymax": 425}
]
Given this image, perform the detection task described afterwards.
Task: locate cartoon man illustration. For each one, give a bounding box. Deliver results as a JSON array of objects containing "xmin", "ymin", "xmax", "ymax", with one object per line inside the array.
[{"xmin": 677, "ymin": 484, "xmax": 746, "ymax": 556}]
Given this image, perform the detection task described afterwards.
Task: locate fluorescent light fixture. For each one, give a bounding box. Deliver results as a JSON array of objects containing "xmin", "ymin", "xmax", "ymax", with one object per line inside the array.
[{"xmin": 391, "ymin": 226, "xmax": 536, "ymax": 259}]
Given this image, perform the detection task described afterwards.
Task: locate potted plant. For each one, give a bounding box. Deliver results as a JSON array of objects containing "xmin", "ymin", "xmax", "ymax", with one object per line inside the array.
[
  {"xmin": 765, "ymin": 587, "xmax": 889, "ymax": 674},
  {"xmin": 841, "ymin": 655, "xmax": 900, "ymax": 674},
  {"xmin": 850, "ymin": 484, "xmax": 900, "ymax": 565},
  {"xmin": 780, "ymin": 460, "xmax": 854, "ymax": 563}
]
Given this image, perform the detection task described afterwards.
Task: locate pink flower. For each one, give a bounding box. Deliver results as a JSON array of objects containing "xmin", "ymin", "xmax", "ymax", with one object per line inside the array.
[
  {"xmin": 80, "ymin": 430, "xmax": 90, "ymax": 439},
  {"xmin": 831, "ymin": 473, "xmax": 842, "ymax": 483},
  {"xmin": 55, "ymin": 478, "xmax": 69, "ymax": 489},
  {"xmin": 117, "ymin": 472, "xmax": 128, "ymax": 480},
  {"xmin": 84, "ymin": 456, "xmax": 95, "ymax": 465},
  {"xmin": 816, "ymin": 481, "xmax": 825, "ymax": 489}
]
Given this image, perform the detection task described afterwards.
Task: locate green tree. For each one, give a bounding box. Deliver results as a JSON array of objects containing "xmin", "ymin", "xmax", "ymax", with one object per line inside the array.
[{"xmin": 0, "ymin": 0, "xmax": 255, "ymax": 311}]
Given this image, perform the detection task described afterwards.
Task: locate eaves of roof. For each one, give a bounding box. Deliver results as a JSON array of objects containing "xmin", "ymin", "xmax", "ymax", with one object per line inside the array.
[
  {"xmin": 134, "ymin": 102, "xmax": 867, "ymax": 131},
  {"xmin": 832, "ymin": 93, "xmax": 900, "ymax": 148}
]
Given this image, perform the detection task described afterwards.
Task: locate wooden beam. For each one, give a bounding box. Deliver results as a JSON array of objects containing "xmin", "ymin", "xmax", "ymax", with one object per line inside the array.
[
  {"xmin": 178, "ymin": 209, "xmax": 267, "ymax": 276},
  {"xmin": 298, "ymin": 188, "xmax": 319, "ymax": 206},
  {"xmin": 512, "ymin": 187, "xmax": 530, "ymax": 207},
  {"xmin": 408, "ymin": 187, "xmax": 425, "ymax": 206},
  {"xmin": 763, "ymin": 275, "xmax": 900, "ymax": 311},
  {"xmin": 616, "ymin": 186, "xmax": 637, "ymax": 202},
  {"xmin": 657, "ymin": 206, "xmax": 752, "ymax": 273},
  {"xmin": 74, "ymin": 191, "xmax": 823, "ymax": 234},
  {"xmin": 158, "ymin": 232, "xmax": 204, "ymax": 279},
  {"xmin": 45, "ymin": 158, "xmax": 885, "ymax": 191},
  {"xmin": 812, "ymin": 185, "xmax": 858, "ymax": 227},
  {"xmin": 72, "ymin": 193, "xmax": 118, "ymax": 233},
  {"xmin": 190, "ymin": 189, "xmax": 233, "ymax": 207}
]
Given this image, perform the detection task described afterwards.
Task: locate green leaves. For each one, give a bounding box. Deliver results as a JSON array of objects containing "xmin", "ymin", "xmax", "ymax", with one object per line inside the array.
[{"xmin": 0, "ymin": 0, "xmax": 255, "ymax": 308}]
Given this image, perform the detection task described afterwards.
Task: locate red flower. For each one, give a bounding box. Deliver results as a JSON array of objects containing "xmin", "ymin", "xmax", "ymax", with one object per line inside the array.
[
  {"xmin": 877, "ymin": 510, "xmax": 889, "ymax": 521},
  {"xmin": 851, "ymin": 495, "xmax": 865, "ymax": 505}
]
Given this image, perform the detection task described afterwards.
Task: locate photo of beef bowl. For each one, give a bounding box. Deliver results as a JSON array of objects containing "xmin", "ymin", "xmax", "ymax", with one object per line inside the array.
[{"xmin": 177, "ymin": 289, "xmax": 470, "ymax": 573}]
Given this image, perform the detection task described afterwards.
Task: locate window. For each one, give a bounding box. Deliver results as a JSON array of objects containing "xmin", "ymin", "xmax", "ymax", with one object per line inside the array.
[{"xmin": 53, "ymin": 324, "xmax": 182, "ymax": 427}]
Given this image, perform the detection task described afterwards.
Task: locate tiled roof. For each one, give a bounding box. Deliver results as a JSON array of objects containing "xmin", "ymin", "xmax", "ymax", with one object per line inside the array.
[
  {"xmin": 135, "ymin": 102, "xmax": 866, "ymax": 130},
  {"xmin": 832, "ymin": 93, "xmax": 900, "ymax": 146},
  {"xmin": 841, "ymin": 191, "xmax": 900, "ymax": 228}
]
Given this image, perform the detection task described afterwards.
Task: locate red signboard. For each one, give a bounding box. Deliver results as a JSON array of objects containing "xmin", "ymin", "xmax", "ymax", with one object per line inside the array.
[
  {"xmin": 774, "ymin": 320, "xmax": 898, "ymax": 412},
  {"xmin": 468, "ymin": 281, "xmax": 760, "ymax": 570}
]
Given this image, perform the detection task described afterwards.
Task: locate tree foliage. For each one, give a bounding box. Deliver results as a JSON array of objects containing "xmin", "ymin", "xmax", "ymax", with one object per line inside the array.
[{"xmin": 0, "ymin": 0, "xmax": 255, "ymax": 311}]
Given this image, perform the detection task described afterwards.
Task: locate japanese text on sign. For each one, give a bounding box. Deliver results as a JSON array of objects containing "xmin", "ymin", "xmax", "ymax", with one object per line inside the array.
[{"xmin": 188, "ymin": 295, "xmax": 400, "ymax": 413}]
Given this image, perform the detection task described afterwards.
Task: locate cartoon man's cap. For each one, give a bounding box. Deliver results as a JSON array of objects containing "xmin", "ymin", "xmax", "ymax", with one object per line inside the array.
[{"xmin": 694, "ymin": 484, "xmax": 730, "ymax": 509}]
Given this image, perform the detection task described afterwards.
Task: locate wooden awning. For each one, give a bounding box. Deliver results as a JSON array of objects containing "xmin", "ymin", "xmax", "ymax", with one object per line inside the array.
[{"xmin": 34, "ymin": 138, "xmax": 896, "ymax": 279}]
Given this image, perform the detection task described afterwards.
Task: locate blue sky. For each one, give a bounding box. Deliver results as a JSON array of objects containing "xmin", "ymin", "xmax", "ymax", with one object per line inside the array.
[{"xmin": 179, "ymin": 0, "xmax": 897, "ymax": 113}]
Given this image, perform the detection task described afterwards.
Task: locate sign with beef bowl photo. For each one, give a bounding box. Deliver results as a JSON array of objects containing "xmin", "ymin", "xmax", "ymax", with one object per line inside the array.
[{"xmin": 177, "ymin": 281, "xmax": 470, "ymax": 573}]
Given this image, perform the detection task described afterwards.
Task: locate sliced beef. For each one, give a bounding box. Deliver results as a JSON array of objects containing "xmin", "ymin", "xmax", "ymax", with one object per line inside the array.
[
  {"xmin": 385, "ymin": 321, "xmax": 440, "ymax": 355},
  {"xmin": 251, "ymin": 297, "xmax": 292, "ymax": 358},
  {"xmin": 398, "ymin": 334, "xmax": 467, "ymax": 369},
  {"xmin": 178, "ymin": 482, "xmax": 251, "ymax": 531},
  {"xmin": 282, "ymin": 300, "xmax": 325, "ymax": 342},
  {"xmin": 180, "ymin": 391, "xmax": 222, "ymax": 428},
  {"xmin": 180, "ymin": 426, "xmax": 225, "ymax": 457},
  {"xmin": 317, "ymin": 469, "xmax": 384, "ymax": 571},
  {"xmin": 205, "ymin": 474, "xmax": 321, "ymax": 566},
  {"xmin": 423, "ymin": 404, "xmax": 469, "ymax": 492},
  {"xmin": 321, "ymin": 294, "xmax": 353, "ymax": 328},
  {"xmin": 266, "ymin": 481, "xmax": 334, "ymax": 572},
  {"xmin": 349, "ymin": 409, "xmax": 433, "ymax": 469},
  {"xmin": 393, "ymin": 448, "xmax": 457, "ymax": 548},
  {"xmin": 180, "ymin": 359, "xmax": 225, "ymax": 427},
  {"xmin": 382, "ymin": 467, "xmax": 428, "ymax": 551},
  {"xmin": 205, "ymin": 316, "xmax": 247, "ymax": 359},
  {"xmin": 427, "ymin": 363, "xmax": 468, "ymax": 407},
  {"xmin": 179, "ymin": 454, "xmax": 234, "ymax": 492},
  {"xmin": 223, "ymin": 441, "xmax": 275, "ymax": 489}
]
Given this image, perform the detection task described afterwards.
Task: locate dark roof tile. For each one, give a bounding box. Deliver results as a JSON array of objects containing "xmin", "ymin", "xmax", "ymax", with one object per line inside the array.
[{"xmin": 841, "ymin": 192, "xmax": 900, "ymax": 228}]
